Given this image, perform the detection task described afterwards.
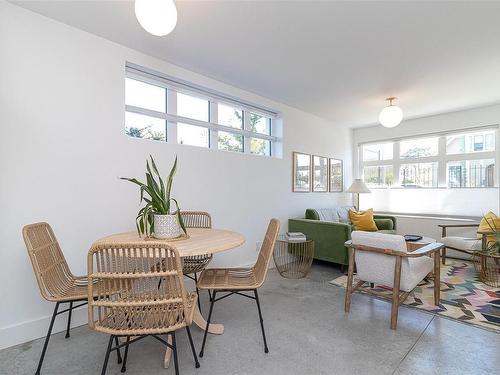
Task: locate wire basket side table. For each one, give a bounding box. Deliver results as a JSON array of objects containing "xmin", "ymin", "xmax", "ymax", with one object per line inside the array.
[{"xmin": 273, "ymin": 235, "xmax": 314, "ymax": 279}]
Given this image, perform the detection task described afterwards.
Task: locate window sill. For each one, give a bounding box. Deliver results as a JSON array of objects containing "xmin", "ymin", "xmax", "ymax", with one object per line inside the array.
[{"xmin": 375, "ymin": 212, "xmax": 480, "ymax": 222}]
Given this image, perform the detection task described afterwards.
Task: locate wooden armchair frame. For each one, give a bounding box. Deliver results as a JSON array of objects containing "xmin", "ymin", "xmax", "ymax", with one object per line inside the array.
[
  {"xmin": 344, "ymin": 240, "xmax": 443, "ymax": 329},
  {"xmin": 438, "ymin": 223, "xmax": 484, "ymax": 264}
]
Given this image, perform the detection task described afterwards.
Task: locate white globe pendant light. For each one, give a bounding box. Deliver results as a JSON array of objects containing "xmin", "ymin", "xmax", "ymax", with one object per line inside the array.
[
  {"xmin": 379, "ymin": 97, "xmax": 403, "ymax": 128},
  {"xmin": 135, "ymin": 0, "xmax": 178, "ymax": 36}
]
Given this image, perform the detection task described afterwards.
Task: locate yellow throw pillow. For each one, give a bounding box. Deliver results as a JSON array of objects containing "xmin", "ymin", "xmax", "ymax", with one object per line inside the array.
[
  {"xmin": 349, "ymin": 208, "xmax": 378, "ymax": 232},
  {"xmin": 477, "ymin": 211, "xmax": 500, "ymax": 244}
]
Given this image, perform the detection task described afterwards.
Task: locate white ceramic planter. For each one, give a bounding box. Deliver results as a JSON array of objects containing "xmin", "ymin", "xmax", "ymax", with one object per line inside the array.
[{"xmin": 153, "ymin": 214, "xmax": 182, "ymax": 239}]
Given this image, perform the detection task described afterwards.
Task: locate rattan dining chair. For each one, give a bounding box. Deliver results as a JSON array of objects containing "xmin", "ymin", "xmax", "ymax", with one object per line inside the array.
[
  {"xmin": 22, "ymin": 222, "xmax": 122, "ymax": 375},
  {"xmin": 88, "ymin": 241, "xmax": 200, "ymax": 375},
  {"xmin": 180, "ymin": 211, "xmax": 213, "ymax": 311},
  {"xmin": 197, "ymin": 218, "xmax": 280, "ymax": 357}
]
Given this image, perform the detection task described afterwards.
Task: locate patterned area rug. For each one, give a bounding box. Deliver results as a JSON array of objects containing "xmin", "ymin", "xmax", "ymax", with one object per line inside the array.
[{"xmin": 330, "ymin": 260, "xmax": 500, "ymax": 333}]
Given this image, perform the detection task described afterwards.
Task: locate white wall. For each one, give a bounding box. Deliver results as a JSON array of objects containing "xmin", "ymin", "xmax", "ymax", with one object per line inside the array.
[{"xmin": 0, "ymin": 3, "xmax": 352, "ymax": 349}]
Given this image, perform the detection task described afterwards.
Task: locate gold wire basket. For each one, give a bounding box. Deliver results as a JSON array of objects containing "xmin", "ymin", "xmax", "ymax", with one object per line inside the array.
[
  {"xmin": 473, "ymin": 251, "xmax": 500, "ymax": 287},
  {"xmin": 273, "ymin": 235, "xmax": 314, "ymax": 279}
]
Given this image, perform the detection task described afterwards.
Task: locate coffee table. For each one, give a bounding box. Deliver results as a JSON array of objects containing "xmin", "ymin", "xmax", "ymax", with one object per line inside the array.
[{"xmin": 406, "ymin": 236, "xmax": 436, "ymax": 252}]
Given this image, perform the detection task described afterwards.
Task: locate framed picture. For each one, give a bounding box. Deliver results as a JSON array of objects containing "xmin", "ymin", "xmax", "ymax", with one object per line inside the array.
[
  {"xmin": 312, "ymin": 155, "xmax": 328, "ymax": 192},
  {"xmin": 329, "ymin": 158, "xmax": 343, "ymax": 192},
  {"xmin": 292, "ymin": 152, "xmax": 311, "ymax": 192}
]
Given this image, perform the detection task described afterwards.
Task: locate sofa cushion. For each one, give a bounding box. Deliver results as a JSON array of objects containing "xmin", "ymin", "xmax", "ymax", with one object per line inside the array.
[
  {"xmin": 349, "ymin": 208, "xmax": 378, "ymax": 231},
  {"xmin": 477, "ymin": 211, "xmax": 500, "ymax": 244},
  {"xmin": 307, "ymin": 206, "xmax": 354, "ymax": 223},
  {"xmin": 337, "ymin": 206, "xmax": 352, "ymax": 224},
  {"xmin": 374, "ymin": 218, "xmax": 394, "ymax": 231},
  {"xmin": 441, "ymin": 236, "xmax": 482, "ymax": 252},
  {"xmin": 315, "ymin": 208, "xmax": 339, "ymax": 222}
]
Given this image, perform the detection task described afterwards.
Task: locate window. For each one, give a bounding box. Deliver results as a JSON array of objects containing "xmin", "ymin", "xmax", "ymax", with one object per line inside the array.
[
  {"xmin": 363, "ymin": 165, "xmax": 393, "ymax": 187},
  {"xmin": 124, "ymin": 63, "xmax": 281, "ymax": 157},
  {"xmin": 178, "ymin": 123, "xmax": 209, "ymax": 148},
  {"xmin": 250, "ymin": 138, "xmax": 271, "ymax": 156},
  {"xmin": 446, "ymin": 130, "xmax": 495, "ymax": 154},
  {"xmin": 362, "ymin": 142, "xmax": 393, "ymax": 161},
  {"xmin": 218, "ymin": 132, "xmax": 243, "ymax": 152},
  {"xmin": 218, "ymin": 103, "xmax": 243, "ymax": 129},
  {"xmin": 125, "ymin": 78, "xmax": 166, "ymax": 112},
  {"xmin": 250, "ymin": 113, "xmax": 271, "ymax": 135},
  {"xmin": 400, "ymin": 162, "xmax": 438, "ymax": 187},
  {"xmin": 125, "ymin": 112, "xmax": 166, "ymax": 141},
  {"xmin": 177, "ymin": 92, "xmax": 209, "ymax": 122},
  {"xmin": 360, "ymin": 129, "xmax": 497, "ymax": 189},
  {"xmin": 447, "ymin": 159, "xmax": 495, "ymax": 188},
  {"xmin": 400, "ymin": 137, "xmax": 438, "ymax": 158}
]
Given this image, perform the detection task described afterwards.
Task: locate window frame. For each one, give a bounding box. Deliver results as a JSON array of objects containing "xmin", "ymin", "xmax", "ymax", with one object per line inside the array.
[
  {"xmin": 125, "ymin": 63, "xmax": 281, "ymax": 158},
  {"xmin": 359, "ymin": 127, "xmax": 499, "ymax": 189}
]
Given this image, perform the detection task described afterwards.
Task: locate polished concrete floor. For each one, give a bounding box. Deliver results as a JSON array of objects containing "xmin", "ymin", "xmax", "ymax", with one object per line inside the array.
[{"xmin": 1, "ymin": 262, "xmax": 498, "ymax": 375}]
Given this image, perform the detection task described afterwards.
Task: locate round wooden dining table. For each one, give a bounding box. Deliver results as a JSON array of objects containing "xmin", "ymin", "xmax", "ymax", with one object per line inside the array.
[{"xmin": 92, "ymin": 227, "xmax": 245, "ymax": 368}]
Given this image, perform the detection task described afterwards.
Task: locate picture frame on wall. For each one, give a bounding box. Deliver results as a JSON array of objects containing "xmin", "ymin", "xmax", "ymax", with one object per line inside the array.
[
  {"xmin": 312, "ymin": 155, "xmax": 328, "ymax": 192},
  {"xmin": 329, "ymin": 158, "xmax": 343, "ymax": 192},
  {"xmin": 292, "ymin": 152, "xmax": 311, "ymax": 192}
]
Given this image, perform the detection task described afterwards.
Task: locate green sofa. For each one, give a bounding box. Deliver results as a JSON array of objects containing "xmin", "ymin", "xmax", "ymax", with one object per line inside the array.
[{"xmin": 288, "ymin": 208, "xmax": 397, "ymax": 266}]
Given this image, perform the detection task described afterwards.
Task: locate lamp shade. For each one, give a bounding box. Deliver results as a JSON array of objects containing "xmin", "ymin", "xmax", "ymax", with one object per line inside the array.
[
  {"xmin": 379, "ymin": 105, "xmax": 403, "ymax": 128},
  {"xmin": 346, "ymin": 179, "xmax": 371, "ymax": 194}
]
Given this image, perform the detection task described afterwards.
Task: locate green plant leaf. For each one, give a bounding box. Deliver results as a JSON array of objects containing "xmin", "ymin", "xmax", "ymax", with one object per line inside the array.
[
  {"xmin": 170, "ymin": 198, "xmax": 187, "ymax": 234},
  {"xmin": 165, "ymin": 156, "xmax": 177, "ymax": 210},
  {"xmin": 150, "ymin": 155, "xmax": 166, "ymax": 199}
]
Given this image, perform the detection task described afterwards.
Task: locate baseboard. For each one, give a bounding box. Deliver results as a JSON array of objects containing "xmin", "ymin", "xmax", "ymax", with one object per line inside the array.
[{"xmin": 0, "ymin": 304, "xmax": 88, "ymax": 350}]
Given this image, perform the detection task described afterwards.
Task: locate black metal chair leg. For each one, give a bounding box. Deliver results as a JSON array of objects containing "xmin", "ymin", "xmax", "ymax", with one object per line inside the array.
[
  {"xmin": 101, "ymin": 335, "xmax": 114, "ymax": 375},
  {"xmin": 199, "ymin": 290, "xmax": 216, "ymax": 358},
  {"xmin": 186, "ymin": 326, "xmax": 200, "ymax": 368},
  {"xmin": 254, "ymin": 289, "xmax": 269, "ymax": 353},
  {"xmin": 114, "ymin": 336, "xmax": 123, "ymax": 364},
  {"xmin": 194, "ymin": 273, "xmax": 201, "ymax": 314},
  {"xmin": 120, "ymin": 337, "xmax": 130, "ymax": 373},
  {"xmin": 35, "ymin": 302, "xmax": 60, "ymax": 375},
  {"xmin": 65, "ymin": 301, "xmax": 73, "ymax": 339},
  {"xmin": 172, "ymin": 332, "xmax": 180, "ymax": 375}
]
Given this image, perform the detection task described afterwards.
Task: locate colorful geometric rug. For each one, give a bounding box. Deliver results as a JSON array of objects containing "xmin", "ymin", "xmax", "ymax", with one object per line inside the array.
[{"xmin": 330, "ymin": 260, "xmax": 500, "ymax": 333}]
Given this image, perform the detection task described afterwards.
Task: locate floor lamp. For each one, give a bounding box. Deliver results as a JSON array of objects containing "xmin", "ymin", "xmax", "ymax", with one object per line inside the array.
[{"xmin": 346, "ymin": 179, "xmax": 371, "ymax": 211}]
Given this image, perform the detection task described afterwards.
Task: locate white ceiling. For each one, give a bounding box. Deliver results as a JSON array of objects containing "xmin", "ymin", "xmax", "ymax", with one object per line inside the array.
[{"xmin": 11, "ymin": 0, "xmax": 500, "ymax": 127}]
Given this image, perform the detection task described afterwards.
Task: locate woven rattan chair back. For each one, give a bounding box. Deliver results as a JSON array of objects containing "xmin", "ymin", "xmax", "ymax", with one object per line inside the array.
[
  {"xmin": 181, "ymin": 211, "xmax": 213, "ymax": 275},
  {"xmin": 23, "ymin": 222, "xmax": 75, "ymax": 302},
  {"xmin": 87, "ymin": 242, "xmax": 191, "ymax": 336},
  {"xmin": 253, "ymin": 218, "xmax": 280, "ymax": 286},
  {"xmin": 181, "ymin": 211, "xmax": 212, "ymax": 229}
]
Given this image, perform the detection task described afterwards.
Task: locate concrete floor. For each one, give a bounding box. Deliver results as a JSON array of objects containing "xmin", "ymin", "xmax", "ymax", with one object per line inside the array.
[{"xmin": 1, "ymin": 262, "xmax": 499, "ymax": 375}]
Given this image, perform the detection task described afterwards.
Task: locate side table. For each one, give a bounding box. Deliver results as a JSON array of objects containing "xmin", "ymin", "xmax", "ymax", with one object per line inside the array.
[{"xmin": 273, "ymin": 235, "xmax": 314, "ymax": 278}]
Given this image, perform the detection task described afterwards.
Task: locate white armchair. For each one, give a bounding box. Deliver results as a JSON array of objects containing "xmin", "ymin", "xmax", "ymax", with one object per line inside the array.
[
  {"xmin": 438, "ymin": 223, "xmax": 485, "ymax": 264},
  {"xmin": 344, "ymin": 231, "xmax": 443, "ymax": 329}
]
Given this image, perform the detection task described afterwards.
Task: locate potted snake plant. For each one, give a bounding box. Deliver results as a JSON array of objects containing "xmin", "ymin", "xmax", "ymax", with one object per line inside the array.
[{"xmin": 121, "ymin": 155, "xmax": 186, "ymax": 239}]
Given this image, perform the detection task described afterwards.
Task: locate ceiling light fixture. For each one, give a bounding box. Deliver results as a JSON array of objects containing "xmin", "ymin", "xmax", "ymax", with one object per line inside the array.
[
  {"xmin": 379, "ymin": 97, "xmax": 403, "ymax": 128},
  {"xmin": 135, "ymin": 0, "xmax": 178, "ymax": 36}
]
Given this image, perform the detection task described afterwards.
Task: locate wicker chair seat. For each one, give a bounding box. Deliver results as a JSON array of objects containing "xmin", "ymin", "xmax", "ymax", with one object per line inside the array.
[
  {"xmin": 182, "ymin": 254, "xmax": 213, "ymax": 275},
  {"xmin": 197, "ymin": 268, "xmax": 259, "ymax": 290},
  {"xmin": 92, "ymin": 292, "xmax": 197, "ymax": 336},
  {"xmin": 45, "ymin": 276, "xmax": 100, "ymax": 302}
]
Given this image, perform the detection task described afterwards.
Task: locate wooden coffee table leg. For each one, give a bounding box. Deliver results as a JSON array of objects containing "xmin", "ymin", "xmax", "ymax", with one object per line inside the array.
[
  {"xmin": 192, "ymin": 303, "xmax": 224, "ymax": 334},
  {"xmin": 163, "ymin": 335, "xmax": 173, "ymax": 368},
  {"xmin": 164, "ymin": 298, "xmax": 224, "ymax": 368}
]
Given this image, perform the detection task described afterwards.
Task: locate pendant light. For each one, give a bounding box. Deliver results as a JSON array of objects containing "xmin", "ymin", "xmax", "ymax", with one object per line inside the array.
[
  {"xmin": 379, "ymin": 97, "xmax": 403, "ymax": 128},
  {"xmin": 135, "ymin": 0, "xmax": 178, "ymax": 36}
]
